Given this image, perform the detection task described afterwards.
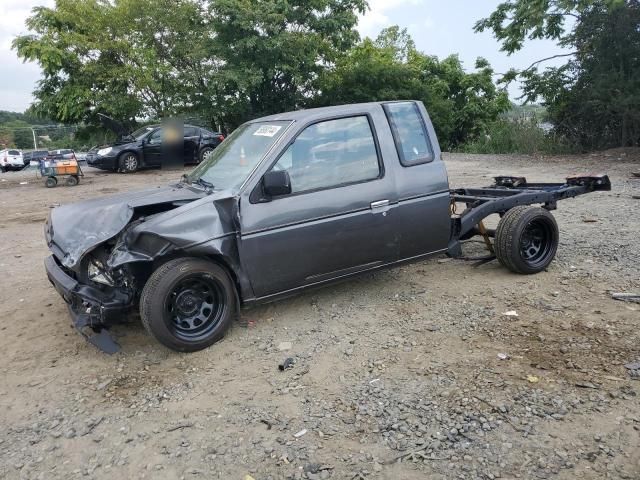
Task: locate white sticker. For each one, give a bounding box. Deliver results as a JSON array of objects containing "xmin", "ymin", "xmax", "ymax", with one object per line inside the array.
[{"xmin": 254, "ymin": 125, "xmax": 282, "ymax": 137}]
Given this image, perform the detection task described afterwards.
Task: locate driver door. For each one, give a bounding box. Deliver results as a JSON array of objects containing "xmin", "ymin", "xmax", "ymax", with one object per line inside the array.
[
  {"xmin": 239, "ymin": 114, "xmax": 398, "ymax": 299},
  {"xmin": 143, "ymin": 128, "xmax": 163, "ymax": 166}
]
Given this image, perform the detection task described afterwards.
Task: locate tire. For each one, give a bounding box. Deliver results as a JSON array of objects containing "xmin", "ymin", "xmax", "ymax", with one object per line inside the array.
[
  {"xmin": 119, "ymin": 151, "xmax": 139, "ymax": 173},
  {"xmin": 140, "ymin": 258, "xmax": 236, "ymax": 352},
  {"xmin": 45, "ymin": 176, "xmax": 58, "ymax": 188},
  {"xmin": 65, "ymin": 175, "xmax": 79, "ymax": 186},
  {"xmin": 494, "ymin": 206, "xmax": 559, "ymax": 274},
  {"xmin": 198, "ymin": 147, "xmax": 214, "ymax": 164}
]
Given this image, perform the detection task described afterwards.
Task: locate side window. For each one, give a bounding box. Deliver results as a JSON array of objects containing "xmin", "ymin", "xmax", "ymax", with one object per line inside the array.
[
  {"xmin": 271, "ymin": 116, "xmax": 380, "ymax": 194},
  {"xmin": 384, "ymin": 102, "xmax": 433, "ymax": 166},
  {"xmin": 184, "ymin": 126, "xmax": 198, "ymax": 137},
  {"xmin": 148, "ymin": 128, "xmax": 163, "ymax": 144}
]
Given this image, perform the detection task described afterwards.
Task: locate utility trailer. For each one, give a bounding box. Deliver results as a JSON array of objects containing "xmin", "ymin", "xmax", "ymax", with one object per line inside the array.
[{"xmin": 43, "ymin": 101, "xmax": 611, "ymax": 353}]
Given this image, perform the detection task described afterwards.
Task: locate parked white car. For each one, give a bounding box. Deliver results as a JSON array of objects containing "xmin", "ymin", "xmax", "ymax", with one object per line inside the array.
[{"xmin": 0, "ymin": 149, "xmax": 25, "ymax": 172}]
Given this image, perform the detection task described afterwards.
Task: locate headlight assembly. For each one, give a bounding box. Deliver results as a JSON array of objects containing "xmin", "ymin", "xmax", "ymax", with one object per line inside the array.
[
  {"xmin": 88, "ymin": 260, "xmax": 114, "ymax": 286},
  {"xmin": 97, "ymin": 147, "xmax": 113, "ymax": 156}
]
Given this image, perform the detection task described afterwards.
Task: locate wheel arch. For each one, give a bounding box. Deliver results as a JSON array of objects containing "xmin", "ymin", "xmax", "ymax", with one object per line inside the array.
[{"xmin": 148, "ymin": 251, "xmax": 246, "ymax": 310}]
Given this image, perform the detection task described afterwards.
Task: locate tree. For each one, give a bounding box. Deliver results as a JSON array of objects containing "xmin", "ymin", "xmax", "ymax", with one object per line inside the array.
[
  {"xmin": 318, "ymin": 27, "xmax": 510, "ymax": 149},
  {"xmin": 476, "ymin": 0, "xmax": 640, "ymax": 149},
  {"xmin": 207, "ymin": 0, "xmax": 366, "ymax": 128},
  {"xmin": 13, "ymin": 0, "xmax": 367, "ymax": 131},
  {"xmin": 13, "ymin": 0, "xmax": 212, "ymax": 127}
]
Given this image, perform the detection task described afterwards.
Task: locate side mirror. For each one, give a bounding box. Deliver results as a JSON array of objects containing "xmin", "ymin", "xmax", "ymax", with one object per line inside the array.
[{"xmin": 262, "ymin": 170, "xmax": 291, "ymax": 197}]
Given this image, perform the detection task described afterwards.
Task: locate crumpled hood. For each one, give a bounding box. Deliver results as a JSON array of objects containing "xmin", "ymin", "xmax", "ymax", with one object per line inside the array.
[{"xmin": 46, "ymin": 185, "xmax": 207, "ymax": 268}]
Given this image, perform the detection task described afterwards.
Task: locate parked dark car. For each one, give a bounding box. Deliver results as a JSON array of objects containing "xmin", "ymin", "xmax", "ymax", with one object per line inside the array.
[
  {"xmin": 44, "ymin": 101, "xmax": 610, "ymax": 353},
  {"xmin": 85, "ymin": 124, "xmax": 225, "ymax": 173}
]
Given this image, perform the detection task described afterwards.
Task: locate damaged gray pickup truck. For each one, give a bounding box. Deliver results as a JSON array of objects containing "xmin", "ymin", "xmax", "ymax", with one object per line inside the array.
[{"xmin": 44, "ymin": 101, "xmax": 610, "ymax": 353}]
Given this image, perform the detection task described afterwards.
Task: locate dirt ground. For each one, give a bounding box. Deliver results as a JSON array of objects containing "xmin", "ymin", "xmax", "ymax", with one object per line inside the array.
[{"xmin": 1, "ymin": 151, "xmax": 639, "ymax": 480}]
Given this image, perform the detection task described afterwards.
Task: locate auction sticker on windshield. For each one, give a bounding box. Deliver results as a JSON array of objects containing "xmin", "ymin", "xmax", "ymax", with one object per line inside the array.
[{"xmin": 254, "ymin": 125, "xmax": 282, "ymax": 137}]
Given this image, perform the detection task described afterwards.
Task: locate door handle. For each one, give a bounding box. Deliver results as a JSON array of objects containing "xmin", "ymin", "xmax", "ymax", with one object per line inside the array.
[{"xmin": 370, "ymin": 199, "xmax": 390, "ymax": 209}]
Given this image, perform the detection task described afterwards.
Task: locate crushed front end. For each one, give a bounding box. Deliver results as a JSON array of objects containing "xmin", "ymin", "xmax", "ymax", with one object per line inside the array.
[
  {"xmin": 42, "ymin": 185, "xmax": 209, "ymax": 353},
  {"xmin": 44, "ymin": 241, "xmax": 138, "ymax": 354}
]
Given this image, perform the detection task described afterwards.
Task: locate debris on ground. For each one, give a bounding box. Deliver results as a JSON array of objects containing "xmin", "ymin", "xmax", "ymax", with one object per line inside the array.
[
  {"xmin": 624, "ymin": 361, "xmax": 640, "ymax": 379},
  {"xmin": 503, "ymin": 310, "xmax": 519, "ymax": 317},
  {"xmin": 277, "ymin": 341, "xmax": 292, "ymax": 351},
  {"xmin": 611, "ymin": 292, "xmax": 640, "ymax": 303},
  {"xmin": 278, "ymin": 357, "xmax": 295, "ymax": 371}
]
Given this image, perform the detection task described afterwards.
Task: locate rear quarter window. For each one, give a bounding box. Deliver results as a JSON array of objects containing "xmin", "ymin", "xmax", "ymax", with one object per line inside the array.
[{"xmin": 383, "ymin": 102, "xmax": 434, "ymax": 166}]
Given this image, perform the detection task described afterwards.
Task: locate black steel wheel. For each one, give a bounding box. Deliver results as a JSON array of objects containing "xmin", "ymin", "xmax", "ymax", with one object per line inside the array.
[
  {"xmin": 45, "ymin": 176, "xmax": 58, "ymax": 188},
  {"xmin": 119, "ymin": 152, "xmax": 139, "ymax": 173},
  {"xmin": 140, "ymin": 258, "xmax": 236, "ymax": 352},
  {"xmin": 494, "ymin": 206, "xmax": 559, "ymax": 274}
]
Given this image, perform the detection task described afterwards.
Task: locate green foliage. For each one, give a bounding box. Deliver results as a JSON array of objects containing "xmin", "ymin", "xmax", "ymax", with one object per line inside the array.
[
  {"xmin": 460, "ymin": 118, "xmax": 574, "ymax": 155},
  {"xmin": 317, "ymin": 27, "xmax": 510, "ymax": 150},
  {"xmin": 13, "ymin": 0, "xmax": 366, "ymax": 131},
  {"xmin": 476, "ymin": 0, "xmax": 640, "ymax": 149},
  {"xmin": 0, "ymin": 120, "xmax": 34, "ymax": 149},
  {"xmin": 13, "ymin": 1, "xmax": 513, "ymax": 150}
]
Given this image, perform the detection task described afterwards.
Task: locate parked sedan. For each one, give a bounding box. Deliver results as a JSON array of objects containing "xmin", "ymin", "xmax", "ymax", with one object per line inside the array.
[{"xmin": 86, "ymin": 124, "xmax": 224, "ymax": 173}]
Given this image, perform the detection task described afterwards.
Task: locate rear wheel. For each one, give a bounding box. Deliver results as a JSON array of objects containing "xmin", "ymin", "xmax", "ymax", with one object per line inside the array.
[
  {"xmin": 119, "ymin": 152, "xmax": 139, "ymax": 173},
  {"xmin": 140, "ymin": 258, "xmax": 236, "ymax": 352},
  {"xmin": 198, "ymin": 147, "xmax": 215, "ymax": 164},
  {"xmin": 494, "ymin": 206, "xmax": 559, "ymax": 274},
  {"xmin": 45, "ymin": 176, "xmax": 58, "ymax": 188},
  {"xmin": 65, "ymin": 175, "xmax": 79, "ymax": 186}
]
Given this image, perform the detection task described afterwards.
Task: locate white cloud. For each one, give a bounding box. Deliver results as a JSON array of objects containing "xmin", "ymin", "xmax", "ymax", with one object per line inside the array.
[{"xmin": 357, "ymin": 0, "xmax": 425, "ymax": 38}]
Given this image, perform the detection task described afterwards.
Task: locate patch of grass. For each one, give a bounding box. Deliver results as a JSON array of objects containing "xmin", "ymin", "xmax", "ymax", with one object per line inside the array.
[{"xmin": 459, "ymin": 118, "xmax": 576, "ymax": 155}]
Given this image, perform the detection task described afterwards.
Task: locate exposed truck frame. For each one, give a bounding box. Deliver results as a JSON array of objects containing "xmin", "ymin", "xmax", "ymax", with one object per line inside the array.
[{"xmin": 448, "ymin": 174, "xmax": 611, "ymax": 256}]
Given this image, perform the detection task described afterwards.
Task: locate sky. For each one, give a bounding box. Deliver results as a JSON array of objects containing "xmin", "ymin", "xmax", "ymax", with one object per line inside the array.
[{"xmin": 0, "ymin": 0, "xmax": 571, "ymax": 113}]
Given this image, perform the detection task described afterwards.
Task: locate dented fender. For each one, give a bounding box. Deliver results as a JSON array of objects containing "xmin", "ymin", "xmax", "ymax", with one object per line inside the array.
[{"xmin": 105, "ymin": 196, "xmax": 253, "ymax": 300}]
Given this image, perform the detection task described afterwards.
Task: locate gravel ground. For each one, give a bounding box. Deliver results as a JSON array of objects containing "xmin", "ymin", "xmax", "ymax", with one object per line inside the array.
[{"xmin": 0, "ymin": 151, "xmax": 639, "ymax": 480}]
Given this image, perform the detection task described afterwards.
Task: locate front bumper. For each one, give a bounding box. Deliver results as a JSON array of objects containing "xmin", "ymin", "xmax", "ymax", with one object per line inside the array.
[
  {"xmin": 45, "ymin": 255, "xmax": 133, "ymax": 353},
  {"xmin": 2, "ymin": 163, "xmax": 25, "ymax": 171},
  {"xmin": 86, "ymin": 153, "xmax": 118, "ymax": 170}
]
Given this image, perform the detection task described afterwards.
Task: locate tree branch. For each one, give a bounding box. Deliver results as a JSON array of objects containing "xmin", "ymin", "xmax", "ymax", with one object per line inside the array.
[{"xmin": 522, "ymin": 52, "xmax": 577, "ymax": 72}]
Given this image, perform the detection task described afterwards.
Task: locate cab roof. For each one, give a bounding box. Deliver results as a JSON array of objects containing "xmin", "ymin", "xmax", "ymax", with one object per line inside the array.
[{"xmin": 250, "ymin": 101, "xmax": 419, "ymax": 124}]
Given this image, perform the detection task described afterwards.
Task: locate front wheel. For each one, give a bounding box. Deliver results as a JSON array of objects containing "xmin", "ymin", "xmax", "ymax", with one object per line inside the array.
[
  {"xmin": 140, "ymin": 258, "xmax": 236, "ymax": 352},
  {"xmin": 119, "ymin": 152, "xmax": 139, "ymax": 173},
  {"xmin": 494, "ymin": 206, "xmax": 559, "ymax": 274}
]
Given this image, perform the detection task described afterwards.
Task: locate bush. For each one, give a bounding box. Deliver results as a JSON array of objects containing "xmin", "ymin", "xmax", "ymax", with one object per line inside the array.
[{"xmin": 459, "ymin": 118, "xmax": 575, "ymax": 155}]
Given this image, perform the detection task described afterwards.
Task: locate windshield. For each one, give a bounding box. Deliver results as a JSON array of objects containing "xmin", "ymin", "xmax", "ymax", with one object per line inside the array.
[
  {"xmin": 187, "ymin": 121, "xmax": 290, "ymax": 191},
  {"xmin": 128, "ymin": 126, "xmax": 155, "ymax": 140}
]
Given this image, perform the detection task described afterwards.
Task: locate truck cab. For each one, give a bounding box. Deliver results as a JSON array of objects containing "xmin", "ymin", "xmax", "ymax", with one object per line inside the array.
[{"xmin": 237, "ymin": 101, "xmax": 451, "ymax": 298}]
